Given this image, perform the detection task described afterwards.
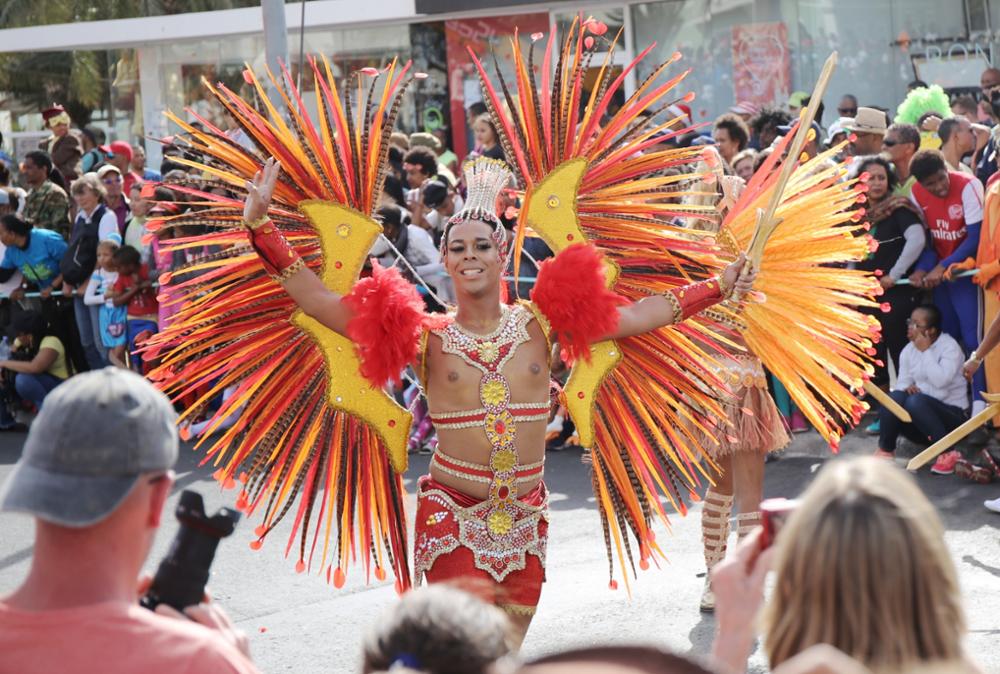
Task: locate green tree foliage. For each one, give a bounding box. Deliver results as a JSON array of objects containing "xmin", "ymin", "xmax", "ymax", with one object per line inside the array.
[{"xmin": 0, "ymin": 0, "xmax": 265, "ymax": 125}]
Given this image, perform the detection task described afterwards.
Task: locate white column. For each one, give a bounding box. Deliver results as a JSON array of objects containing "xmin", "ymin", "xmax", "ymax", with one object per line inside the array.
[
  {"xmin": 262, "ymin": 0, "xmax": 289, "ymax": 114},
  {"xmin": 137, "ymin": 45, "xmax": 166, "ymax": 170}
]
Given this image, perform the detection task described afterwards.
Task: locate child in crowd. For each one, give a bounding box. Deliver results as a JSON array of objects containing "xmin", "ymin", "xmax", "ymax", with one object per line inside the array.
[
  {"xmin": 123, "ymin": 182, "xmax": 152, "ymax": 265},
  {"xmin": 84, "ymin": 239, "xmax": 127, "ymax": 368},
  {"xmin": 106, "ymin": 245, "xmax": 158, "ymax": 372}
]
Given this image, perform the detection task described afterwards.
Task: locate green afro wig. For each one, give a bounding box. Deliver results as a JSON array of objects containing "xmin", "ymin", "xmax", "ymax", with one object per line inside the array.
[{"xmin": 895, "ymin": 85, "xmax": 951, "ymax": 125}]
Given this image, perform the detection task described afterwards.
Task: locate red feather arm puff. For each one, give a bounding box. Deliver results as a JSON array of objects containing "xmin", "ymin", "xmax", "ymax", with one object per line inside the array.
[
  {"xmin": 343, "ymin": 262, "xmax": 446, "ymax": 388},
  {"xmin": 530, "ymin": 243, "xmax": 628, "ymax": 363}
]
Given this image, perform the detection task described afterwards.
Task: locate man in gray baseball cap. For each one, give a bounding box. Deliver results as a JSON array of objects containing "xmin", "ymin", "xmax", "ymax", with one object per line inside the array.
[
  {"xmin": 1, "ymin": 366, "xmax": 177, "ymax": 524},
  {"xmin": 0, "ymin": 368, "xmax": 259, "ymax": 674}
]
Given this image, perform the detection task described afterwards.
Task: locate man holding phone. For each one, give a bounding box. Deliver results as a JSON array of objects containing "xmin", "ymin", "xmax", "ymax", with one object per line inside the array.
[
  {"xmin": 874, "ymin": 304, "xmax": 969, "ymax": 473},
  {"xmin": 0, "ymin": 368, "xmax": 258, "ymax": 673}
]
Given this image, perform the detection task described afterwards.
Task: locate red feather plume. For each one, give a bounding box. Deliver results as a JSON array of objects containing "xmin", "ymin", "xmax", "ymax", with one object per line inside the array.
[
  {"xmin": 344, "ymin": 262, "xmax": 446, "ymax": 387},
  {"xmin": 531, "ymin": 243, "xmax": 626, "ymax": 363}
]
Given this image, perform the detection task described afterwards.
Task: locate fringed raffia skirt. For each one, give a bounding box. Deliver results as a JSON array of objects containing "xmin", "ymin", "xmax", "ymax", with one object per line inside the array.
[{"xmin": 703, "ymin": 354, "xmax": 790, "ymax": 459}]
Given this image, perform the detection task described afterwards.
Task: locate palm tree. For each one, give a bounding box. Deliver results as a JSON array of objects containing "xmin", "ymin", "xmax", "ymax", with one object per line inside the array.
[{"xmin": 0, "ymin": 0, "xmax": 266, "ymax": 125}]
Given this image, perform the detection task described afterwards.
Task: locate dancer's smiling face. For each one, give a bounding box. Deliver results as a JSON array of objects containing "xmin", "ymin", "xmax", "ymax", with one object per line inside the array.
[{"xmin": 443, "ymin": 219, "xmax": 503, "ymax": 298}]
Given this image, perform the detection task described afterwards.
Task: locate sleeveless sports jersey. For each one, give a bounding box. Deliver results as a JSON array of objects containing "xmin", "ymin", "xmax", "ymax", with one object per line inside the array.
[{"xmin": 911, "ymin": 171, "xmax": 984, "ymax": 260}]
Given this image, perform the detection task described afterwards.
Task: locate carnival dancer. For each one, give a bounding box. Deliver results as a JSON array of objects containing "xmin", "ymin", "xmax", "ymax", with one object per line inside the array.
[
  {"xmin": 236, "ymin": 155, "xmax": 754, "ymax": 641},
  {"xmin": 144, "ymin": 42, "xmax": 759, "ymax": 634},
  {"xmin": 144, "ymin": 20, "xmax": 877, "ymax": 648}
]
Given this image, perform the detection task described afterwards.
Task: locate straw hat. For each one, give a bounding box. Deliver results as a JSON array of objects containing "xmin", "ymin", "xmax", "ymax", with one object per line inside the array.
[{"xmin": 844, "ymin": 107, "xmax": 887, "ymax": 135}]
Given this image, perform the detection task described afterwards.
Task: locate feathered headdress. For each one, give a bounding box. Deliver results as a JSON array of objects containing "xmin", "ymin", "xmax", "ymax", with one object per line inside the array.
[{"xmin": 442, "ymin": 157, "xmax": 512, "ymax": 264}]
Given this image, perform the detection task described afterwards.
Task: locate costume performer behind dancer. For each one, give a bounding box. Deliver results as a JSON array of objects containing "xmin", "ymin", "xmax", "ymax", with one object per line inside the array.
[
  {"xmin": 648, "ymin": 109, "xmax": 882, "ymax": 611},
  {"xmin": 679, "ymin": 158, "xmax": 789, "ymax": 613}
]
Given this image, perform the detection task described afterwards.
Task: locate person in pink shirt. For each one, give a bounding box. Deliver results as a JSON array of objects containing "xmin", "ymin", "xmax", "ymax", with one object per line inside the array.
[{"xmin": 0, "ymin": 368, "xmax": 259, "ymax": 674}]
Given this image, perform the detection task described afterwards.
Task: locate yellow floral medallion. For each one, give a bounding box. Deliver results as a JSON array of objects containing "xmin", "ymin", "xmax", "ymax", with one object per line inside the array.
[
  {"xmin": 477, "ymin": 340, "xmax": 500, "ymax": 363},
  {"xmin": 491, "ymin": 448, "xmax": 517, "ymax": 473},
  {"xmin": 487, "ymin": 509, "xmax": 513, "ymax": 535},
  {"xmin": 480, "ymin": 379, "xmax": 507, "ymax": 407}
]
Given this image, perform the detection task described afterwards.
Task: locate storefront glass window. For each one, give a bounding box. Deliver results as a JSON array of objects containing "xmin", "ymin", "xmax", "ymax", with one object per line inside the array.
[
  {"xmin": 631, "ymin": 0, "xmax": 993, "ymax": 127},
  {"xmin": 147, "ymin": 24, "xmax": 420, "ymax": 153}
]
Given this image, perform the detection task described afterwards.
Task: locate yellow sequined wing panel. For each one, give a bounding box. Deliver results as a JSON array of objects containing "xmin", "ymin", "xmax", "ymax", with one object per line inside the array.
[
  {"xmin": 294, "ymin": 202, "xmax": 411, "ymax": 473},
  {"xmin": 144, "ymin": 59, "xmax": 423, "ymax": 591}
]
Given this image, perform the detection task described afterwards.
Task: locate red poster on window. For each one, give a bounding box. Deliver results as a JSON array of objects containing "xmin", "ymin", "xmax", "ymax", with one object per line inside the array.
[
  {"xmin": 731, "ymin": 23, "xmax": 791, "ymax": 108},
  {"xmin": 445, "ymin": 14, "xmax": 548, "ymax": 161}
]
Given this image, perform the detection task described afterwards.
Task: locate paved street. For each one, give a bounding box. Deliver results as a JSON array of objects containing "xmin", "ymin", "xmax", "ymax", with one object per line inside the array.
[{"xmin": 1, "ymin": 425, "xmax": 999, "ymax": 673}]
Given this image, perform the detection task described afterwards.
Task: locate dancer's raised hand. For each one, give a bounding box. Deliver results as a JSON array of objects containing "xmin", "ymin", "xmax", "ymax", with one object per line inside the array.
[{"xmin": 243, "ymin": 157, "xmax": 282, "ymax": 225}]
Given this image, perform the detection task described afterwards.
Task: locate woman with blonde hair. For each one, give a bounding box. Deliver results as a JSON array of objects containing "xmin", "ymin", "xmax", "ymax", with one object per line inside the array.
[{"xmin": 711, "ymin": 457, "xmax": 976, "ymax": 674}]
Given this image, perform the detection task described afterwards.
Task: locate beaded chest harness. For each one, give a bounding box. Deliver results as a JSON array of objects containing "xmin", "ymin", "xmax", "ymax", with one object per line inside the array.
[{"xmin": 420, "ymin": 302, "xmax": 549, "ymax": 581}]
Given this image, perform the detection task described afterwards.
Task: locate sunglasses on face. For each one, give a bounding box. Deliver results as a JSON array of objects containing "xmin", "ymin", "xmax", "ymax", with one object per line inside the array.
[
  {"xmin": 102, "ymin": 176, "xmax": 122, "ymax": 185},
  {"xmin": 838, "ymin": 107, "xmax": 857, "ymax": 116},
  {"xmin": 882, "ymin": 139, "xmax": 898, "ymax": 147}
]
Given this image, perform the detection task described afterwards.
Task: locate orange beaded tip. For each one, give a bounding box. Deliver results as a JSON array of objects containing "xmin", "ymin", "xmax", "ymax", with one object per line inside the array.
[
  {"xmin": 235, "ymin": 491, "xmax": 249, "ymax": 511},
  {"xmin": 608, "ymin": 580, "xmax": 618, "ymax": 590},
  {"xmin": 295, "ymin": 560, "xmax": 305, "ymax": 574},
  {"xmin": 249, "ymin": 539, "xmax": 263, "ymax": 551},
  {"xmin": 374, "ymin": 567, "xmax": 387, "ymax": 581},
  {"xmin": 639, "ymin": 558, "xmax": 650, "ymax": 571},
  {"xmin": 254, "ymin": 524, "xmax": 267, "ymax": 537},
  {"xmin": 333, "ymin": 567, "xmax": 346, "ymax": 588}
]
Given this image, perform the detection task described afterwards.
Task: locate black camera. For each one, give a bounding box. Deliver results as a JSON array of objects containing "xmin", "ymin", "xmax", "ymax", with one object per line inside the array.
[{"xmin": 140, "ymin": 489, "xmax": 241, "ymax": 612}]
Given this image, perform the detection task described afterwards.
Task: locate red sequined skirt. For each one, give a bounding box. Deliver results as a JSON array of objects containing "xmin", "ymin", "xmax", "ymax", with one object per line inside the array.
[{"xmin": 413, "ymin": 475, "xmax": 548, "ymax": 615}]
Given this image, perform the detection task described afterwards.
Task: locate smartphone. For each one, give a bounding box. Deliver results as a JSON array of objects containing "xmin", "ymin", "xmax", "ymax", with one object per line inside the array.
[{"xmin": 759, "ymin": 497, "xmax": 800, "ymax": 548}]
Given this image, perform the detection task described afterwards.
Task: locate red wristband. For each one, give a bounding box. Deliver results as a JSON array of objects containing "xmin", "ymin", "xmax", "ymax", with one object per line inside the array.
[
  {"xmin": 247, "ymin": 221, "xmax": 304, "ymax": 282},
  {"xmin": 664, "ymin": 277, "xmax": 727, "ymax": 322}
]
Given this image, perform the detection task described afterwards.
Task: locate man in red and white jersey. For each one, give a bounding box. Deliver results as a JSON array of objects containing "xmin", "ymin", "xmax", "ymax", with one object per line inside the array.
[{"xmin": 908, "ymin": 148, "xmax": 985, "ymax": 473}]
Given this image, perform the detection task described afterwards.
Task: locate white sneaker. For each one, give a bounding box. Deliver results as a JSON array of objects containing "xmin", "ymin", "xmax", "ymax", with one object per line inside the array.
[{"xmin": 985, "ymin": 497, "xmax": 1000, "ymax": 513}]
